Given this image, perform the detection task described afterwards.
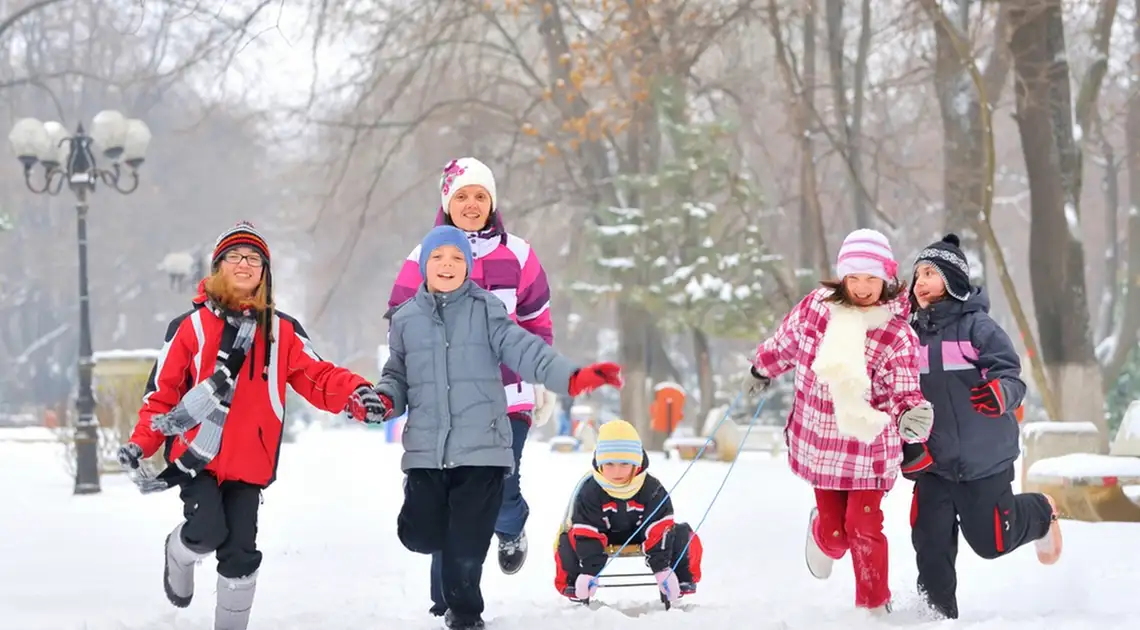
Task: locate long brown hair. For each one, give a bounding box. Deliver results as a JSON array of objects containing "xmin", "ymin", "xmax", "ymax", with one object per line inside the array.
[
  {"xmin": 819, "ymin": 276, "xmax": 906, "ymax": 307},
  {"xmin": 203, "ymin": 270, "xmax": 270, "ymax": 313}
]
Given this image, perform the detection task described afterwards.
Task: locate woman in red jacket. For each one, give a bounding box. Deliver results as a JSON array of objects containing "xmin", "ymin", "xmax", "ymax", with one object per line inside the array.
[{"xmin": 116, "ymin": 221, "xmax": 386, "ymax": 630}]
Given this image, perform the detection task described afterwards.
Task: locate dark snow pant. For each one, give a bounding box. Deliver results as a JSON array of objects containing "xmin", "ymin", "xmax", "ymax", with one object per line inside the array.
[
  {"xmin": 178, "ymin": 472, "xmax": 263, "ymax": 578},
  {"xmin": 431, "ymin": 415, "xmax": 530, "ymax": 611},
  {"xmin": 552, "ymin": 522, "xmax": 704, "ymax": 596},
  {"xmin": 400, "ymin": 466, "xmax": 505, "ymax": 622},
  {"xmin": 910, "ymin": 467, "xmax": 1053, "ymax": 619}
]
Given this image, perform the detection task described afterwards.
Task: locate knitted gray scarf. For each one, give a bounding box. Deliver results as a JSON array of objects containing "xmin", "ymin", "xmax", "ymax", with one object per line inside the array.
[{"xmin": 132, "ymin": 306, "xmax": 257, "ymax": 494}]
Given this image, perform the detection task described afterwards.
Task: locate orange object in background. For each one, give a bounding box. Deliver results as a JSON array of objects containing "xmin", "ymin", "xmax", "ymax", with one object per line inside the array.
[
  {"xmin": 1014, "ymin": 405, "xmax": 1025, "ymax": 423},
  {"xmin": 650, "ymin": 382, "xmax": 686, "ymax": 435},
  {"xmin": 43, "ymin": 409, "xmax": 59, "ymax": 429}
]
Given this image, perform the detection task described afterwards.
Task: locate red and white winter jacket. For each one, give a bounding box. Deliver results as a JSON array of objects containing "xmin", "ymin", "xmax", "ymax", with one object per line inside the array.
[
  {"xmin": 130, "ymin": 299, "xmax": 368, "ymax": 487},
  {"xmin": 752, "ymin": 288, "xmax": 928, "ymax": 492}
]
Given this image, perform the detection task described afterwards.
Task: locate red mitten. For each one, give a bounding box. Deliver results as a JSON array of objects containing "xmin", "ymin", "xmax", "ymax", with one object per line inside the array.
[
  {"xmin": 568, "ymin": 362, "xmax": 623, "ymax": 396},
  {"xmin": 969, "ymin": 379, "xmax": 1005, "ymax": 417}
]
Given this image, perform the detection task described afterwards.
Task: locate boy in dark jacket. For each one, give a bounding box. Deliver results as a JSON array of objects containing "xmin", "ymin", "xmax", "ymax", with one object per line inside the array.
[
  {"xmin": 373, "ymin": 225, "xmax": 623, "ymax": 630},
  {"xmin": 904, "ymin": 234, "xmax": 1062, "ymax": 620},
  {"xmin": 553, "ymin": 420, "xmax": 703, "ymax": 605}
]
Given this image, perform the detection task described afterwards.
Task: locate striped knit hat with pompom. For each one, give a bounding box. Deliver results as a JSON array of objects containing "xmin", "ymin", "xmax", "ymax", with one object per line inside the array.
[{"xmin": 212, "ymin": 221, "xmax": 270, "ymax": 268}]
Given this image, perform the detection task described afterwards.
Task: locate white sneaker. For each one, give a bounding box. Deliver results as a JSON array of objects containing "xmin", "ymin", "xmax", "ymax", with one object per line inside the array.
[
  {"xmin": 805, "ymin": 507, "xmax": 836, "ymax": 580},
  {"xmin": 868, "ymin": 602, "xmax": 892, "ymax": 617}
]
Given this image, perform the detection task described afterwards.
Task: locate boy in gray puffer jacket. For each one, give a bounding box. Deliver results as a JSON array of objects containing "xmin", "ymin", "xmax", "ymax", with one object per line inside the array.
[
  {"xmin": 372, "ymin": 225, "xmax": 623, "ymax": 630},
  {"xmin": 904, "ymin": 234, "xmax": 1062, "ymax": 621}
]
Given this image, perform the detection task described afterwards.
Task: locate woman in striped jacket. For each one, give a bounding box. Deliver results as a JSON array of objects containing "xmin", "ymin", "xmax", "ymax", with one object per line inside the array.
[{"xmin": 386, "ymin": 157, "xmax": 559, "ymax": 618}]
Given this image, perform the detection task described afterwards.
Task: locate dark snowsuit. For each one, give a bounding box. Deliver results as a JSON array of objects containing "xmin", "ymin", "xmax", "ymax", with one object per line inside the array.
[
  {"xmin": 909, "ymin": 287, "xmax": 1054, "ymax": 619},
  {"xmin": 553, "ymin": 458, "xmax": 703, "ymax": 597}
]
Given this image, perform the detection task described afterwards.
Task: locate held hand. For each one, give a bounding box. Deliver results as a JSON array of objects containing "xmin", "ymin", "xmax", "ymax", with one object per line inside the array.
[
  {"xmin": 654, "ymin": 570, "xmax": 680, "ymax": 602},
  {"xmin": 743, "ymin": 366, "xmax": 771, "ymax": 400},
  {"xmin": 898, "ymin": 404, "xmax": 934, "ymax": 442},
  {"xmin": 574, "ymin": 574, "xmax": 598, "ymax": 600},
  {"xmin": 568, "ymin": 362, "xmax": 623, "ymax": 397},
  {"xmin": 117, "ymin": 442, "xmax": 143, "ymax": 470},
  {"xmin": 969, "ymin": 379, "xmax": 1005, "ymax": 417},
  {"xmin": 345, "ymin": 386, "xmax": 391, "ymax": 424}
]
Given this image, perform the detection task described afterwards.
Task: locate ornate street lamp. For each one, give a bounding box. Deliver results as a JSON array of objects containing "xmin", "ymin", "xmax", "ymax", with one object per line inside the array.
[{"xmin": 7, "ymin": 111, "xmax": 152, "ymax": 495}]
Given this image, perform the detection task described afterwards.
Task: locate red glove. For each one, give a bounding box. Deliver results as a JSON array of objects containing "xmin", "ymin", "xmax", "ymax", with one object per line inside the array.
[
  {"xmin": 969, "ymin": 379, "xmax": 1005, "ymax": 417},
  {"xmin": 901, "ymin": 442, "xmax": 933, "ymax": 480},
  {"xmin": 568, "ymin": 362, "xmax": 623, "ymax": 396}
]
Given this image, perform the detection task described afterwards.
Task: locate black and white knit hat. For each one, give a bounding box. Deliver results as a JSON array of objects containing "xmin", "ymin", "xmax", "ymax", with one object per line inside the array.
[{"xmin": 913, "ymin": 233, "xmax": 971, "ymax": 301}]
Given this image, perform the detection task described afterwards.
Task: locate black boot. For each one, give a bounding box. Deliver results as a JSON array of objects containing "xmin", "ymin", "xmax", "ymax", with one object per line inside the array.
[
  {"xmin": 497, "ymin": 531, "xmax": 528, "ymax": 575},
  {"xmin": 443, "ymin": 609, "xmax": 485, "ymax": 630},
  {"xmin": 428, "ymin": 603, "xmax": 448, "ymax": 617}
]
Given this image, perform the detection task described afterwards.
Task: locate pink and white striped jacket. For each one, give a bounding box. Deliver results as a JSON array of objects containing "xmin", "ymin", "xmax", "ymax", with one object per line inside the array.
[
  {"xmin": 386, "ymin": 209, "xmax": 554, "ymax": 418},
  {"xmin": 752, "ymin": 288, "xmax": 927, "ymax": 492}
]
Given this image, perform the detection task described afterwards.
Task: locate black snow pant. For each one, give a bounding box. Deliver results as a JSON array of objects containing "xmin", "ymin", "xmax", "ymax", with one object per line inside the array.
[
  {"xmin": 178, "ymin": 472, "xmax": 263, "ymax": 578},
  {"xmin": 398, "ymin": 466, "xmax": 506, "ymax": 623},
  {"xmin": 910, "ymin": 466, "xmax": 1053, "ymax": 619},
  {"xmin": 553, "ymin": 523, "xmax": 701, "ymax": 596}
]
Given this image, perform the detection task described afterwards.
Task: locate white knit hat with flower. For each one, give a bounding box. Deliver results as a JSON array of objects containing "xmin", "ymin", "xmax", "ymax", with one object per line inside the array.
[
  {"xmin": 440, "ymin": 157, "xmax": 497, "ymax": 214},
  {"xmin": 835, "ymin": 228, "xmax": 898, "ymax": 280}
]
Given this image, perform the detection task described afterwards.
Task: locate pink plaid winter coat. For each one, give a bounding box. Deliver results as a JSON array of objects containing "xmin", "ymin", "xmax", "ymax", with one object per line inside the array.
[{"xmin": 753, "ymin": 288, "xmax": 928, "ymax": 492}]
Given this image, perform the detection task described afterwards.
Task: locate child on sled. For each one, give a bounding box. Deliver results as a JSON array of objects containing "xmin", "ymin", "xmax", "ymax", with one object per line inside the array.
[{"xmin": 553, "ymin": 419, "xmax": 703, "ymax": 605}]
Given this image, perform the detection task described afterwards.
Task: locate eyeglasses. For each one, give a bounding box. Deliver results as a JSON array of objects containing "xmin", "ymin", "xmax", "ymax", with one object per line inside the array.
[{"xmin": 222, "ymin": 251, "xmax": 264, "ymax": 268}]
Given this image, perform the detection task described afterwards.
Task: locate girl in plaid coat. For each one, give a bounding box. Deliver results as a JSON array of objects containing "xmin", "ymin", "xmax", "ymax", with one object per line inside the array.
[{"xmin": 746, "ymin": 229, "xmax": 933, "ymax": 615}]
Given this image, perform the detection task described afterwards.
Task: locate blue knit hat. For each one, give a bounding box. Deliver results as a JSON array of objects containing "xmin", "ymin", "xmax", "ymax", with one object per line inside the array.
[{"xmin": 419, "ymin": 225, "xmax": 474, "ymax": 278}]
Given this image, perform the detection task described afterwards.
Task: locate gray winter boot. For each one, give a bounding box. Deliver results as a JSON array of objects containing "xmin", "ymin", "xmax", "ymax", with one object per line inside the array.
[
  {"xmin": 164, "ymin": 523, "xmax": 206, "ymax": 608},
  {"xmin": 214, "ymin": 571, "xmax": 258, "ymax": 630}
]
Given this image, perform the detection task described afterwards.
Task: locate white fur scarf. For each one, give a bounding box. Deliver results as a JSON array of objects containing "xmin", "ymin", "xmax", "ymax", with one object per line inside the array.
[{"xmin": 811, "ymin": 303, "xmax": 893, "ymax": 444}]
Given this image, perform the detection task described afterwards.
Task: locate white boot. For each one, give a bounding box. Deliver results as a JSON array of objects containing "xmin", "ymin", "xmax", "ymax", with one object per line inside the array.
[
  {"xmin": 805, "ymin": 507, "xmax": 837, "ymax": 580},
  {"xmin": 1035, "ymin": 494, "xmax": 1063, "ymax": 565},
  {"xmin": 214, "ymin": 571, "xmax": 258, "ymax": 630},
  {"xmin": 164, "ymin": 522, "xmax": 206, "ymax": 608}
]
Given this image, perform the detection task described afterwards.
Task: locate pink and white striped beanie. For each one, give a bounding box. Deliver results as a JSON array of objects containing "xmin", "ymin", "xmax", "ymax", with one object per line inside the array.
[{"xmin": 835, "ymin": 229, "xmax": 898, "ymax": 281}]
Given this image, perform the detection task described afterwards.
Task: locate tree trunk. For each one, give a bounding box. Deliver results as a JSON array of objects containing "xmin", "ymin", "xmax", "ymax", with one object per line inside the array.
[
  {"xmin": 1009, "ymin": 0, "xmax": 1106, "ymax": 446},
  {"xmin": 930, "ymin": 0, "xmax": 1010, "ymax": 278},
  {"xmin": 692, "ymin": 326, "xmax": 715, "ymax": 429},
  {"xmin": 1102, "ymin": 7, "xmax": 1140, "ymax": 390},
  {"xmin": 825, "ymin": 0, "xmax": 870, "ymax": 228},
  {"xmin": 798, "ymin": 0, "xmax": 821, "ymax": 287}
]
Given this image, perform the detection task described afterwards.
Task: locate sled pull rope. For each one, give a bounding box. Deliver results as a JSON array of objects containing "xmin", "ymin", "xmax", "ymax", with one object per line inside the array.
[
  {"xmin": 669, "ymin": 393, "xmax": 768, "ymax": 575},
  {"xmin": 591, "ymin": 392, "xmax": 769, "ymax": 587}
]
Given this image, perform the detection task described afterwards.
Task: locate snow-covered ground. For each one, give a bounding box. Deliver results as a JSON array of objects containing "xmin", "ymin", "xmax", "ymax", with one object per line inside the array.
[{"xmin": 2, "ymin": 426, "xmax": 1139, "ymax": 630}]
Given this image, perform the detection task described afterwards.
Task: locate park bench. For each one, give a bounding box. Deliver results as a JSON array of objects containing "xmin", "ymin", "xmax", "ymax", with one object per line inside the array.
[{"xmin": 1023, "ymin": 402, "xmax": 1140, "ymax": 522}]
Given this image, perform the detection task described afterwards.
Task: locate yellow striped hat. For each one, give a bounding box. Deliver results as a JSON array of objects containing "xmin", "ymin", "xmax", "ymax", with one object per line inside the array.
[{"xmin": 594, "ymin": 420, "xmax": 643, "ymax": 466}]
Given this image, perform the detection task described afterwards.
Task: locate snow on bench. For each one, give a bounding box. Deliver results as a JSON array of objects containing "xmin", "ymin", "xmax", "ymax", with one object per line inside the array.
[{"xmin": 1026, "ymin": 453, "xmax": 1140, "ymax": 487}]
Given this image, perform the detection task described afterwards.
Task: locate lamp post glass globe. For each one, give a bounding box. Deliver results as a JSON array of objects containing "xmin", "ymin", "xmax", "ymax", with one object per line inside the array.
[
  {"xmin": 90, "ymin": 110, "xmax": 128, "ymax": 160},
  {"xmin": 41, "ymin": 121, "xmax": 69, "ymax": 169},
  {"xmin": 8, "ymin": 117, "xmax": 50, "ymax": 168}
]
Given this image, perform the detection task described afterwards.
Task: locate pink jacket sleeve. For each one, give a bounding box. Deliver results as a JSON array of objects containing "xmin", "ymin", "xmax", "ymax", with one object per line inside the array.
[
  {"xmin": 387, "ymin": 251, "xmax": 422, "ymax": 315},
  {"xmin": 870, "ymin": 324, "xmax": 928, "ymax": 427},
  {"xmin": 752, "ymin": 292, "xmax": 815, "ymax": 379},
  {"xmin": 514, "ymin": 244, "xmax": 554, "ymax": 345}
]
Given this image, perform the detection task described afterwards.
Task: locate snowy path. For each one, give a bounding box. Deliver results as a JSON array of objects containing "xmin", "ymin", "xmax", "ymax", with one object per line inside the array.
[{"xmin": 2, "ymin": 426, "xmax": 1138, "ymax": 629}]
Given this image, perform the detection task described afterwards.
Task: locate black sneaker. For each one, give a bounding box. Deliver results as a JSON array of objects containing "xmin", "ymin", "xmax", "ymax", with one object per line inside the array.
[
  {"xmin": 679, "ymin": 582, "xmax": 697, "ymax": 596},
  {"xmin": 443, "ymin": 609, "xmax": 485, "ymax": 630},
  {"xmin": 497, "ymin": 531, "xmax": 528, "ymax": 574},
  {"xmin": 428, "ymin": 603, "xmax": 447, "ymax": 617}
]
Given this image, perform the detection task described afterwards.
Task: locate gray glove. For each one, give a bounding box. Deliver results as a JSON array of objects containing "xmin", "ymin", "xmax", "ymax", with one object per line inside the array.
[
  {"xmin": 898, "ymin": 404, "xmax": 934, "ymax": 442},
  {"xmin": 743, "ymin": 367, "xmax": 771, "ymax": 400},
  {"xmin": 117, "ymin": 442, "xmax": 143, "ymax": 470}
]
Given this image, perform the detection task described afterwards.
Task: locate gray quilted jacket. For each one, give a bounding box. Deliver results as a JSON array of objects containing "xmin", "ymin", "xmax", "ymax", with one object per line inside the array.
[{"xmin": 377, "ymin": 279, "xmax": 577, "ymax": 472}]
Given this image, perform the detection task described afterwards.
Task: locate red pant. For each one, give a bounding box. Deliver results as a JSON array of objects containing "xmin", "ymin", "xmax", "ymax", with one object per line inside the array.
[{"xmin": 813, "ymin": 489, "xmax": 890, "ymax": 608}]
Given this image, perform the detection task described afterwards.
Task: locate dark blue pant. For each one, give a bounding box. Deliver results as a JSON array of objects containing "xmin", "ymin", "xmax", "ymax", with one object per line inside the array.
[{"xmin": 431, "ymin": 415, "xmax": 529, "ymax": 609}]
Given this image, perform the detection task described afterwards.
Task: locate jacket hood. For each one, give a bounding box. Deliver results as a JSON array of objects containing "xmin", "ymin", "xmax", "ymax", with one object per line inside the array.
[{"xmin": 914, "ymin": 286, "xmax": 988, "ymax": 332}]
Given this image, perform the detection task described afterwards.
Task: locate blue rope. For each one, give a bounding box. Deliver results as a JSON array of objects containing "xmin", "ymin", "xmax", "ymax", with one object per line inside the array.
[
  {"xmin": 669, "ymin": 394, "xmax": 769, "ymax": 576},
  {"xmin": 590, "ymin": 391, "xmax": 768, "ymax": 588}
]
